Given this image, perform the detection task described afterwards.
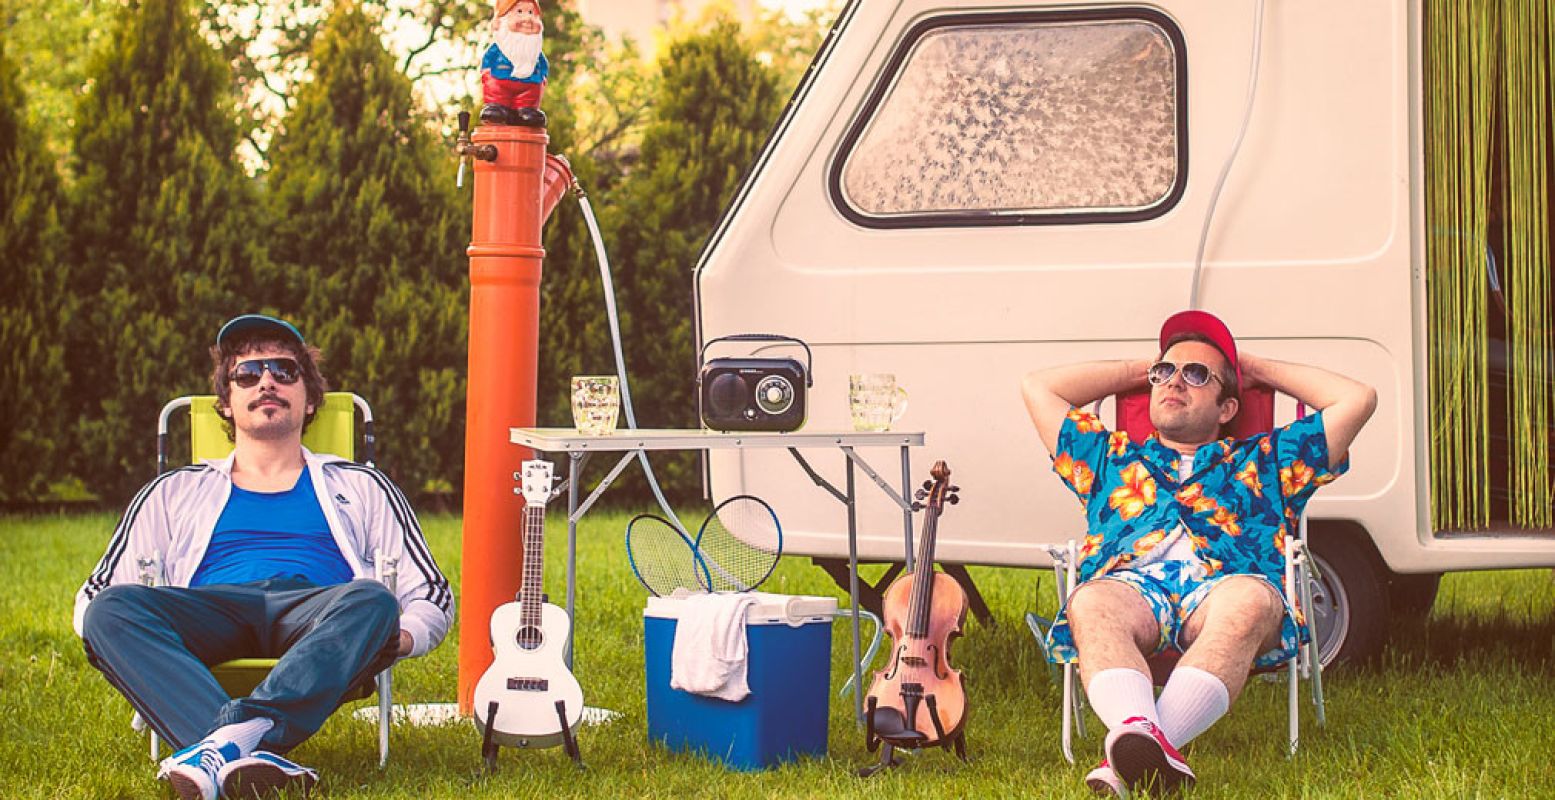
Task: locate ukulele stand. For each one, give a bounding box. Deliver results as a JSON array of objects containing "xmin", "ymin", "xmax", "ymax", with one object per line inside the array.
[
  {"xmin": 858, "ymin": 695, "xmax": 969, "ymax": 778},
  {"xmin": 480, "ymin": 699, "xmax": 584, "ymax": 774}
]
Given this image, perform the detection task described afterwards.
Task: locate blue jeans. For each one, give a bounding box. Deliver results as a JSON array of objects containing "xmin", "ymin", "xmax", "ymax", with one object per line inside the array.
[{"xmin": 82, "ymin": 577, "xmax": 399, "ymax": 753}]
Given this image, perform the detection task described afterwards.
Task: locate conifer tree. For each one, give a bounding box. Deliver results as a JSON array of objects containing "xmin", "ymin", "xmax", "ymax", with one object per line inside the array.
[
  {"xmin": 66, "ymin": 0, "xmax": 261, "ymax": 502},
  {"xmin": 265, "ymin": 2, "xmax": 469, "ymax": 500},
  {"xmin": 0, "ymin": 39, "xmax": 70, "ymax": 502},
  {"xmin": 596, "ymin": 22, "xmax": 782, "ymax": 498}
]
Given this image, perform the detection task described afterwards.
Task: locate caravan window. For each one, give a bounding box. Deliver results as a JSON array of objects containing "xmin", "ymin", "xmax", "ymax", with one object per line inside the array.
[{"xmin": 833, "ymin": 10, "xmax": 1187, "ymax": 227}]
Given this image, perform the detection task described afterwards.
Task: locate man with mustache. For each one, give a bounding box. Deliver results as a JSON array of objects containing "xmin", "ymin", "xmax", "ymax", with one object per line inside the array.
[
  {"xmin": 1021, "ymin": 310, "xmax": 1375, "ymax": 797},
  {"xmin": 479, "ymin": 0, "xmax": 548, "ymax": 127},
  {"xmin": 74, "ymin": 315, "xmax": 453, "ymax": 800}
]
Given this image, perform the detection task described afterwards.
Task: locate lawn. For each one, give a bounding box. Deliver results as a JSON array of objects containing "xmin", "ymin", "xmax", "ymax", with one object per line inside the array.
[{"xmin": 3, "ymin": 511, "xmax": 1554, "ymax": 798}]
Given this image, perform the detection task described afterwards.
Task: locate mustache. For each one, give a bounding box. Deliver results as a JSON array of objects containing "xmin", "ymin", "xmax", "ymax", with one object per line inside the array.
[{"xmin": 249, "ymin": 394, "xmax": 290, "ymax": 410}]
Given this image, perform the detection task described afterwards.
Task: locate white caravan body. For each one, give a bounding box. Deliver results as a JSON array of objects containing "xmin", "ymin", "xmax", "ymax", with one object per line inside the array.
[{"xmin": 694, "ymin": 0, "xmax": 1552, "ymax": 581}]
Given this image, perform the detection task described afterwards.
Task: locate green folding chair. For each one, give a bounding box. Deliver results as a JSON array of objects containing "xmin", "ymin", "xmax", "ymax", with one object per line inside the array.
[{"xmin": 136, "ymin": 392, "xmax": 397, "ymax": 767}]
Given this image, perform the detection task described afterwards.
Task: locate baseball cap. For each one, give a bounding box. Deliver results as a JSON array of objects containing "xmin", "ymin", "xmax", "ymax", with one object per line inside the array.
[
  {"xmin": 216, "ymin": 314, "xmax": 305, "ymax": 349},
  {"xmin": 1159, "ymin": 310, "xmax": 1240, "ymax": 388}
]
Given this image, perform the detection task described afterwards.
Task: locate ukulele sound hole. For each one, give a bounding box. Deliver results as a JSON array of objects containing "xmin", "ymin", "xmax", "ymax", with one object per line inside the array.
[{"xmin": 515, "ymin": 625, "xmax": 544, "ymax": 651}]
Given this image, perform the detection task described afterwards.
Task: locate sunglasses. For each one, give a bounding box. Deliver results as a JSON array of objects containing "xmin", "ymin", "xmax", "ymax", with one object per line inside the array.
[
  {"xmin": 230, "ymin": 358, "xmax": 301, "ymax": 388},
  {"xmin": 1148, "ymin": 360, "xmax": 1223, "ymax": 389}
]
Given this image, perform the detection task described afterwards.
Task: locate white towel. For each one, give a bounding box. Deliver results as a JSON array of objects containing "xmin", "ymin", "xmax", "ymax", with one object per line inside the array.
[{"xmin": 670, "ymin": 592, "xmax": 760, "ymax": 702}]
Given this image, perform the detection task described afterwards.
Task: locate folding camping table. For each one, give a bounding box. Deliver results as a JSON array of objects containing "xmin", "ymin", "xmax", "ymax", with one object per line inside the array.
[{"xmin": 509, "ymin": 427, "xmax": 926, "ymax": 722}]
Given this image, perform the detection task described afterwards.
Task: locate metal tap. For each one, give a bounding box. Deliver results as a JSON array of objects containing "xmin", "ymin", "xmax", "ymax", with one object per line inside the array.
[{"xmin": 454, "ymin": 110, "xmax": 498, "ymax": 187}]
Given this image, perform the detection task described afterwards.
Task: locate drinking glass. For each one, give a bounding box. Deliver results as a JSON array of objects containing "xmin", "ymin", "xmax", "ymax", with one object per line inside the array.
[
  {"xmin": 571, "ymin": 376, "xmax": 620, "ymax": 435},
  {"xmin": 849, "ymin": 373, "xmax": 909, "ymax": 432}
]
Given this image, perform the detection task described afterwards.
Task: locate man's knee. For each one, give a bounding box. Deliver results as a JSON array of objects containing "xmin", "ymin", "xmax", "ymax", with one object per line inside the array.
[
  {"xmin": 82, "ymin": 584, "xmax": 154, "ymax": 640},
  {"xmin": 1206, "ymin": 577, "xmax": 1284, "ymax": 634},
  {"xmin": 335, "ymin": 579, "xmax": 399, "ymax": 625},
  {"xmin": 1069, "ymin": 581, "xmax": 1153, "ymax": 638}
]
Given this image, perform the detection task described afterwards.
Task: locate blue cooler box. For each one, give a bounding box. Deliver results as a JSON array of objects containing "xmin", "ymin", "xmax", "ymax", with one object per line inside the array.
[{"xmin": 644, "ymin": 593, "xmax": 836, "ymax": 770}]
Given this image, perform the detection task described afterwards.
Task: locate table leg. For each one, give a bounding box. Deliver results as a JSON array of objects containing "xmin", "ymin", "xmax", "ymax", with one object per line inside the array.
[
  {"xmin": 565, "ymin": 452, "xmax": 581, "ymax": 670},
  {"xmin": 846, "ymin": 454, "xmax": 863, "ymax": 724},
  {"xmin": 899, "ymin": 445, "xmax": 915, "ymax": 573}
]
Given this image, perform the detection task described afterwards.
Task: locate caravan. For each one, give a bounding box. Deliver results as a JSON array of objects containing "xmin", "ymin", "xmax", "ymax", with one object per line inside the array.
[{"xmin": 694, "ymin": 0, "xmax": 1552, "ymax": 665}]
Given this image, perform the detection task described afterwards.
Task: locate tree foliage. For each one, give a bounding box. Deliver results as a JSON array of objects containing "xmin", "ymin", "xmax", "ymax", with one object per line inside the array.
[
  {"xmin": 0, "ymin": 38, "xmax": 70, "ymax": 501},
  {"xmin": 65, "ymin": 0, "xmax": 262, "ymax": 502},
  {"xmin": 0, "ymin": 2, "xmax": 816, "ymax": 506},
  {"xmin": 264, "ymin": 1, "xmax": 470, "ymax": 497}
]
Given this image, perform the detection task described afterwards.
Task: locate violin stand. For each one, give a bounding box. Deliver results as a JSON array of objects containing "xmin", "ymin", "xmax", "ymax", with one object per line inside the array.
[
  {"xmin": 479, "ymin": 699, "xmax": 584, "ymax": 773},
  {"xmin": 858, "ymin": 694, "xmax": 969, "ymax": 778}
]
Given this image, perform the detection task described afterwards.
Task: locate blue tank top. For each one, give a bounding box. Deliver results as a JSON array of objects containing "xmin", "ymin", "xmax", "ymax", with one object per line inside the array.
[{"xmin": 192, "ymin": 466, "xmax": 355, "ymax": 587}]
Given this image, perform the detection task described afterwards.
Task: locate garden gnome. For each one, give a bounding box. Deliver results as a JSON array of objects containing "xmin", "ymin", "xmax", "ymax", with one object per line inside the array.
[{"xmin": 480, "ymin": 0, "xmax": 549, "ymax": 127}]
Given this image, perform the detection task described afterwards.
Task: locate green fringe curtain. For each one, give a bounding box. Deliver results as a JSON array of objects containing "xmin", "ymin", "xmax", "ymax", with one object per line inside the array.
[
  {"xmin": 1505, "ymin": 0, "xmax": 1553, "ymax": 527},
  {"xmin": 1425, "ymin": 0, "xmax": 1553, "ymax": 531}
]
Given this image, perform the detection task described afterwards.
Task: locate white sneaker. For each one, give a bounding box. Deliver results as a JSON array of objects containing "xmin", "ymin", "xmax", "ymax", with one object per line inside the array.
[
  {"xmin": 1085, "ymin": 758, "xmax": 1129, "ymax": 797},
  {"xmin": 1105, "ymin": 716, "xmax": 1196, "ymax": 794},
  {"xmin": 217, "ymin": 750, "xmax": 320, "ymax": 798},
  {"xmin": 157, "ymin": 739, "xmax": 241, "ymax": 800}
]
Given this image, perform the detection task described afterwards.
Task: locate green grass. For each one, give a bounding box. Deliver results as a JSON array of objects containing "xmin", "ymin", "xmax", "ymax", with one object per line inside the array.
[{"xmin": 4, "ymin": 511, "xmax": 1555, "ymax": 798}]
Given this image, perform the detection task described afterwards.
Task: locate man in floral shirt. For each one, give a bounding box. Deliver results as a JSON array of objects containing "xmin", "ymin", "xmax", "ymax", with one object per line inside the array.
[{"xmin": 1021, "ymin": 310, "xmax": 1376, "ymax": 796}]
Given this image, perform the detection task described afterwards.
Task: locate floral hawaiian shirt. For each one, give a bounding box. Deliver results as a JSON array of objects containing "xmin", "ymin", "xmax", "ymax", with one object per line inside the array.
[{"xmin": 1052, "ymin": 406, "xmax": 1347, "ymax": 594}]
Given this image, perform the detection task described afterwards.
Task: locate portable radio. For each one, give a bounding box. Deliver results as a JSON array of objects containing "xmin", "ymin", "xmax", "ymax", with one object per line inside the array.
[{"xmin": 697, "ymin": 334, "xmax": 812, "ymax": 432}]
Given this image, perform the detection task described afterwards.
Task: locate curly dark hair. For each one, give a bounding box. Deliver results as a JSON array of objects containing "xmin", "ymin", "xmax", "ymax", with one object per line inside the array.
[{"xmin": 208, "ymin": 332, "xmax": 329, "ymax": 442}]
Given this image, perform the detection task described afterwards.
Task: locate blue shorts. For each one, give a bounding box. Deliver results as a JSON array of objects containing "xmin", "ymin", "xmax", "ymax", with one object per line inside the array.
[{"xmin": 1046, "ymin": 560, "xmax": 1302, "ymax": 670}]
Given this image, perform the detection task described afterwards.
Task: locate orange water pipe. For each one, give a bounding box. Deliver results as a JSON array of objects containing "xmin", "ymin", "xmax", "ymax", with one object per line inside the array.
[{"xmin": 458, "ymin": 125, "xmax": 548, "ymax": 713}]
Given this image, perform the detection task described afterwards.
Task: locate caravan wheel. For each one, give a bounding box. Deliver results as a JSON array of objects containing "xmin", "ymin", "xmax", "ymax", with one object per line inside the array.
[{"xmin": 1304, "ymin": 533, "xmax": 1389, "ymax": 667}]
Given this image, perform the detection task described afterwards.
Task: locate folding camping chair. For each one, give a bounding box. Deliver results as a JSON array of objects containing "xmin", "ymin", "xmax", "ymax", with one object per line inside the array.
[
  {"xmin": 134, "ymin": 392, "xmax": 398, "ymax": 767},
  {"xmin": 1025, "ymin": 386, "xmax": 1327, "ymax": 763}
]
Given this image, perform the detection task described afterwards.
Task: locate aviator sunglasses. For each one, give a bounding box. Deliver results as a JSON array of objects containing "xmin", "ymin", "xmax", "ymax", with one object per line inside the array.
[
  {"xmin": 230, "ymin": 357, "xmax": 302, "ymax": 388},
  {"xmin": 1147, "ymin": 360, "xmax": 1223, "ymax": 389}
]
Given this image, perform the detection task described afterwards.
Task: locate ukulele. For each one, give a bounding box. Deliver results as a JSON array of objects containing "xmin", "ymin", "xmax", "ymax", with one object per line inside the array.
[
  {"xmin": 474, "ymin": 460, "xmax": 584, "ymax": 762},
  {"xmin": 862, "ymin": 460, "xmax": 966, "ymax": 773}
]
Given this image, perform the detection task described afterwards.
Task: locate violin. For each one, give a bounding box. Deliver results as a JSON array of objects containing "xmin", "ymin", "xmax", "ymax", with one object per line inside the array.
[{"xmin": 863, "ymin": 460, "xmax": 967, "ymax": 768}]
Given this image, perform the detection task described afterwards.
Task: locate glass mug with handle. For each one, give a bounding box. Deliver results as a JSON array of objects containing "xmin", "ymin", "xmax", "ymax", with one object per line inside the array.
[
  {"xmin": 571, "ymin": 376, "xmax": 620, "ymax": 435},
  {"xmin": 849, "ymin": 373, "xmax": 909, "ymax": 432}
]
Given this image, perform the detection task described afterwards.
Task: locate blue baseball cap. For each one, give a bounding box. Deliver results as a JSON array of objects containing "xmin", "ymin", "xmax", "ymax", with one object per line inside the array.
[{"xmin": 216, "ymin": 314, "xmax": 305, "ymax": 348}]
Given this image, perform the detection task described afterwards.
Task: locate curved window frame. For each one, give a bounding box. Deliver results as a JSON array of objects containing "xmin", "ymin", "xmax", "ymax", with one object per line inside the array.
[{"xmin": 829, "ymin": 7, "xmax": 1190, "ymax": 229}]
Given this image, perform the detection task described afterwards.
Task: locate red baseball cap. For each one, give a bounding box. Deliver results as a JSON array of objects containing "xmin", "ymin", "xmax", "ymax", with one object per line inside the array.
[{"xmin": 1159, "ymin": 310, "xmax": 1241, "ymax": 389}]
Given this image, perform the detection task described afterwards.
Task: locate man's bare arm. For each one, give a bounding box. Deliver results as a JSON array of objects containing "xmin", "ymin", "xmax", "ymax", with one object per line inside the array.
[
  {"xmin": 1239, "ymin": 353, "xmax": 1377, "ymax": 469},
  {"xmin": 1021, "ymin": 359, "xmax": 1153, "ymax": 455}
]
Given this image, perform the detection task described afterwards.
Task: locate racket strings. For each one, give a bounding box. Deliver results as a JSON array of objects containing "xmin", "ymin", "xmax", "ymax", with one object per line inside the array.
[
  {"xmin": 696, "ymin": 495, "xmax": 782, "ymax": 593},
  {"xmin": 625, "ymin": 513, "xmax": 708, "ymax": 597},
  {"xmin": 626, "ymin": 497, "xmax": 783, "ymax": 595}
]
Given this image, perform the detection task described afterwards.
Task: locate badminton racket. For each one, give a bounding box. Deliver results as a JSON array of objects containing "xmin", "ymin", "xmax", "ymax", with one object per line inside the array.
[
  {"xmin": 625, "ymin": 513, "xmax": 710, "ymax": 597},
  {"xmin": 694, "ymin": 494, "xmax": 782, "ymax": 592}
]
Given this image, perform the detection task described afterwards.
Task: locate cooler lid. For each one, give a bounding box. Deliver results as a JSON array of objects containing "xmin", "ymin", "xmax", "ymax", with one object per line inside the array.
[{"xmin": 644, "ymin": 592, "xmax": 838, "ymax": 626}]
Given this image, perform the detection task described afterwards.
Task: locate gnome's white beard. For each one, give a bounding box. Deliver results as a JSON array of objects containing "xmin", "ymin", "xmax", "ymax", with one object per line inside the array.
[{"xmin": 495, "ymin": 29, "xmax": 543, "ymax": 79}]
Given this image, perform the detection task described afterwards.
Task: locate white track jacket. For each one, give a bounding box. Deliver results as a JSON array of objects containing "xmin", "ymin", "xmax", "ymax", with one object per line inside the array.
[{"xmin": 73, "ymin": 449, "xmax": 454, "ymax": 658}]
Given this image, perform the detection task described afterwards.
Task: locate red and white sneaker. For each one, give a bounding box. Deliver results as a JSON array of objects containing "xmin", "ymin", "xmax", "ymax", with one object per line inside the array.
[
  {"xmin": 1085, "ymin": 758, "xmax": 1129, "ymax": 797},
  {"xmin": 1105, "ymin": 716, "xmax": 1195, "ymax": 794}
]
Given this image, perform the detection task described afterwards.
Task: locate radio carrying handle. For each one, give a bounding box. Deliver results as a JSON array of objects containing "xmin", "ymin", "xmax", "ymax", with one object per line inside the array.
[{"xmin": 698, "ymin": 334, "xmax": 814, "ymax": 387}]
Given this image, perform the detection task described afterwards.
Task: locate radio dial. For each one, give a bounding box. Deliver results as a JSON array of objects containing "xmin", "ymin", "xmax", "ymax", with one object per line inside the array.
[{"xmin": 754, "ymin": 376, "xmax": 794, "ymax": 415}]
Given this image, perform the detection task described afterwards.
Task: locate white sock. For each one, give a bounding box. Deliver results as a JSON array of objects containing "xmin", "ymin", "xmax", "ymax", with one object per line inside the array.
[
  {"xmin": 1085, "ymin": 668, "xmax": 1158, "ymax": 731},
  {"xmin": 208, "ymin": 717, "xmax": 274, "ymax": 757},
  {"xmin": 1156, "ymin": 666, "xmax": 1230, "ymax": 747}
]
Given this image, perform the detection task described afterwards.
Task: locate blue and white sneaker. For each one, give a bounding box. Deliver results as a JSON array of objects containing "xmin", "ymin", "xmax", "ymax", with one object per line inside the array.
[
  {"xmin": 157, "ymin": 739, "xmax": 241, "ymax": 800},
  {"xmin": 217, "ymin": 750, "xmax": 319, "ymax": 798}
]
